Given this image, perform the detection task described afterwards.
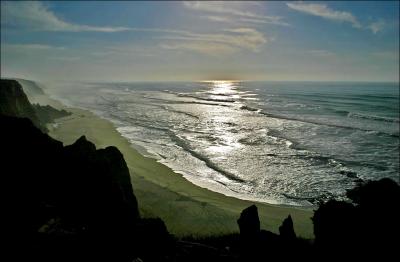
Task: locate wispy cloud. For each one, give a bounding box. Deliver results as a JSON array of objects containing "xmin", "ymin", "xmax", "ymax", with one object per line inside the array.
[
  {"xmin": 238, "ymin": 17, "xmax": 289, "ymax": 26},
  {"xmin": 48, "ymin": 56, "xmax": 80, "ymax": 61},
  {"xmin": 1, "ymin": 1, "xmax": 212, "ymax": 37},
  {"xmin": 159, "ymin": 27, "xmax": 267, "ymax": 55},
  {"xmin": 307, "ymin": 50, "xmax": 335, "ymax": 57},
  {"xmin": 3, "ymin": 43, "xmax": 66, "ymax": 51},
  {"xmin": 183, "ymin": 1, "xmax": 289, "ymax": 26},
  {"xmin": 203, "ymin": 16, "xmax": 233, "ymax": 23},
  {"xmin": 367, "ymin": 20, "xmax": 385, "ymax": 34},
  {"xmin": 1, "ymin": 1, "xmax": 130, "ymax": 32},
  {"xmin": 287, "ymin": 2, "xmax": 361, "ymax": 28},
  {"xmin": 161, "ymin": 42, "xmax": 237, "ymax": 56}
]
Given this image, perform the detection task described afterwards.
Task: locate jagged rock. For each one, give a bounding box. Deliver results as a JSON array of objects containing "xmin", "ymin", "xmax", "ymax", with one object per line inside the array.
[
  {"xmin": 15, "ymin": 78, "xmax": 45, "ymax": 96},
  {"xmin": 1, "ymin": 114, "xmax": 140, "ymax": 261},
  {"xmin": 347, "ymin": 178, "xmax": 400, "ymax": 208},
  {"xmin": 0, "ymin": 79, "xmax": 45, "ymax": 131},
  {"xmin": 64, "ymin": 135, "xmax": 97, "ymax": 158},
  {"xmin": 279, "ymin": 215, "xmax": 296, "ymax": 240},
  {"xmin": 237, "ymin": 205, "xmax": 260, "ymax": 240},
  {"xmin": 32, "ymin": 104, "xmax": 71, "ymax": 124},
  {"xmin": 1, "ymin": 79, "xmax": 70, "ymax": 132},
  {"xmin": 312, "ymin": 200, "xmax": 356, "ymax": 248}
]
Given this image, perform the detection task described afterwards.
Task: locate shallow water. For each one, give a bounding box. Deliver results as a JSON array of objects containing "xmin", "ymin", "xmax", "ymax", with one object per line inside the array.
[{"xmin": 47, "ymin": 80, "xmax": 399, "ymax": 206}]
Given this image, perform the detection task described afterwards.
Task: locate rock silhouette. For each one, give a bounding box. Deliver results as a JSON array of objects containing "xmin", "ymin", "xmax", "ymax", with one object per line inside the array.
[
  {"xmin": 279, "ymin": 215, "xmax": 296, "ymax": 241},
  {"xmin": 0, "ymin": 79, "xmax": 44, "ymax": 131},
  {"xmin": 1, "ymin": 114, "xmax": 141, "ymax": 261},
  {"xmin": 1, "ymin": 79, "xmax": 70, "ymax": 132},
  {"xmin": 313, "ymin": 178, "xmax": 400, "ymax": 259},
  {"xmin": 237, "ymin": 204, "xmax": 260, "ymax": 240}
]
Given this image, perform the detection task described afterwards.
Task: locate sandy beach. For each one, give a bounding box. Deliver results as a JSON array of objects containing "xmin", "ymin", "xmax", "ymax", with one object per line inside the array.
[{"xmin": 41, "ymin": 95, "xmax": 314, "ymax": 238}]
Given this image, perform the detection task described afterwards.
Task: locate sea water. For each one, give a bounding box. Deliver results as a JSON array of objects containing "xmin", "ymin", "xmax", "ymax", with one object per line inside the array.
[{"xmin": 47, "ymin": 81, "xmax": 399, "ymax": 206}]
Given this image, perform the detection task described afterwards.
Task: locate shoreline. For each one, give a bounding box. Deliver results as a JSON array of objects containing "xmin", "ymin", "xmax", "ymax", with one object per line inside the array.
[
  {"xmin": 114, "ymin": 120, "xmax": 313, "ymax": 208},
  {"xmin": 37, "ymin": 93, "xmax": 314, "ymax": 238}
]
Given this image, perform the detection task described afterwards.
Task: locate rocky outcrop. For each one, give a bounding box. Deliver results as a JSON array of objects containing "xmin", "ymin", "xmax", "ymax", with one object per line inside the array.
[
  {"xmin": 1, "ymin": 79, "xmax": 71, "ymax": 132},
  {"xmin": 1, "ymin": 114, "xmax": 141, "ymax": 261},
  {"xmin": 0, "ymin": 79, "xmax": 44, "ymax": 131},
  {"xmin": 237, "ymin": 205, "xmax": 260, "ymax": 240},
  {"xmin": 312, "ymin": 178, "xmax": 400, "ymax": 259},
  {"xmin": 33, "ymin": 104, "xmax": 71, "ymax": 124},
  {"xmin": 279, "ymin": 215, "xmax": 296, "ymax": 240},
  {"xmin": 15, "ymin": 78, "xmax": 45, "ymax": 96},
  {"xmin": 237, "ymin": 205, "xmax": 288, "ymax": 261}
]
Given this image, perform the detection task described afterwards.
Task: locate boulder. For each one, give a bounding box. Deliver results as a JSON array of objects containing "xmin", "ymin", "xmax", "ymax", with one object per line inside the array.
[
  {"xmin": 237, "ymin": 205, "xmax": 260, "ymax": 240},
  {"xmin": 279, "ymin": 215, "xmax": 296, "ymax": 240}
]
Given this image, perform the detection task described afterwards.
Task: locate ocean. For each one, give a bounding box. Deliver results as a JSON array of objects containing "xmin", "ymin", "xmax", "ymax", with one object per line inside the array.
[{"xmin": 47, "ymin": 80, "xmax": 399, "ymax": 206}]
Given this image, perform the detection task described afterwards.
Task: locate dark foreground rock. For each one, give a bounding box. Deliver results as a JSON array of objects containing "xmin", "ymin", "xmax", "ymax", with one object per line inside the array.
[
  {"xmin": 279, "ymin": 215, "xmax": 296, "ymax": 241},
  {"xmin": 313, "ymin": 178, "xmax": 400, "ymax": 259},
  {"xmin": 0, "ymin": 79, "xmax": 44, "ymax": 131},
  {"xmin": 1, "ymin": 114, "xmax": 145, "ymax": 261}
]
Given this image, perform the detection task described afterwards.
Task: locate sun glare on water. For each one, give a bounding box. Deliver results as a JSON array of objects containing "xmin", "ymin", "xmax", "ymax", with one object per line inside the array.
[
  {"xmin": 204, "ymin": 80, "xmax": 239, "ymax": 95},
  {"xmin": 198, "ymin": 80, "xmax": 244, "ymax": 155}
]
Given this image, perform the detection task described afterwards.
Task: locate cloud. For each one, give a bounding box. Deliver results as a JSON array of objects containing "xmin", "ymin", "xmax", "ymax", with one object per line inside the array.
[
  {"xmin": 3, "ymin": 43, "xmax": 66, "ymax": 51},
  {"xmin": 367, "ymin": 20, "xmax": 385, "ymax": 34},
  {"xmin": 1, "ymin": 1, "xmax": 207, "ymax": 37},
  {"xmin": 48, "ymin": 56, "xmax": 80, "ymax": 61},
  {"xmin": 1, "ymin": 1, "xmax": 206, "ymax": 36},
  {"xmin": 1, "ymin": 1, "xmax": 130, "ymax": 32},
  {"xmin": 287, "ymin": 2, "xmax": 361, "ymax": 28},
  {"xmin": 1, "ymin": 2, "xmax": 269, "ymax": 59},
  {"xmin": 238, "ymin": 17, "xmax": 290, "ymax": 26},
  {"xmin": 203, "ymin": 16, "xmax": 233, "ymax": 23},
  {"xmin": 161, "ymin": 42, "xmax": 237, "ymax": 55},
  {"xmin": 307, "ymin": 50, "xmax": 335, "ymax": 57},
  {"xmin": 159, "ymin": 27, "xmax": 267, "ymax": 55},
  {"xmin": 183, "ymin": 1, "xmax": 289, "ymax": 26}
]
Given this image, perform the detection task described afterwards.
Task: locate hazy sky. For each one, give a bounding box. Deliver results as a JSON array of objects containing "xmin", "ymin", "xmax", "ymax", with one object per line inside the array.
[{"xmin": 1, "ymin": 1, "xmax": 399, "ymax": 82}]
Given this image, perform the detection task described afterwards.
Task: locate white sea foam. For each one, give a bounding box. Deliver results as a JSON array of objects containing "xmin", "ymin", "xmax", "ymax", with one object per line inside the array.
[{"xmin": 45, "ymin": 80, "xmax": 400, "ymax": 206}]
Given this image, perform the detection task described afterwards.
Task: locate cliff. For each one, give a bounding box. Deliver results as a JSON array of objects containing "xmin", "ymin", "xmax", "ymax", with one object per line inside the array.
[
  {"xmin": 0, "ymin": 79, "xmax": 44, "ymax": 131},
  {"xmin": 32, "ymin": 103, "xmax": 71, "ymax": 123},
  {"xmin": 0, "ymin": 80, "xmax": 142, "ymax": 260},
  {"xmin": 2, "ymin": 114, "xmax": 142, "ymax": 261},
  {"xmin": 0, "ymin": 79, "xmax": 70, "ymax": 131},
  {"xmin": 15, "ymin": 78, "xmax": 45, "ymax": 97}
]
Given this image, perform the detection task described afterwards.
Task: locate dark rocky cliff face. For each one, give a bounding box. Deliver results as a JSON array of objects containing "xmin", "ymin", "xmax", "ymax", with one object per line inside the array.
[
  {"xmin": 0, "ymin": 79, "xmax": 44, "ymax": 131},
  {"xmin": 33, "ymin": 104, "xmax": 71, "ymax": 123},
  {"xmin": 1, "ymin": 81, "xmax": 140, "ymax": 260},
  {"xmin": 1, "ymin": 79, "xmax": 71, "ymax": 132},
  {"xmin": 0, "ymin": 79, "xmax": 172, "ymax": 261},
  {"xmin": 15, "ymin": 78, "xmax": 45, "ymax": 96},
  {"xmin": 1, "ymin": 114, "xmax": 141, "ymax": 261}
]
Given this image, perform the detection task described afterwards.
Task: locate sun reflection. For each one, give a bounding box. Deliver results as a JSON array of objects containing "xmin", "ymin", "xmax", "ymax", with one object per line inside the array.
[
  {"xmin": 204, "ymin": 80, "xmax": 239, "ymax": 96},
  {"xmin": 213, "ymin": 80, "xmax": 233, "ymax": 89},
  {"xmin": 199, "ymin": 80, "xmax": 244, "ymax": 156}
]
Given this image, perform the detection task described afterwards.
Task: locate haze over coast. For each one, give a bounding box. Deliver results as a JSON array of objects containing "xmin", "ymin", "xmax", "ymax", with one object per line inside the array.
[{"xmin": 1, "ymin": 1, "xmax": 399, "ymax": 261}]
